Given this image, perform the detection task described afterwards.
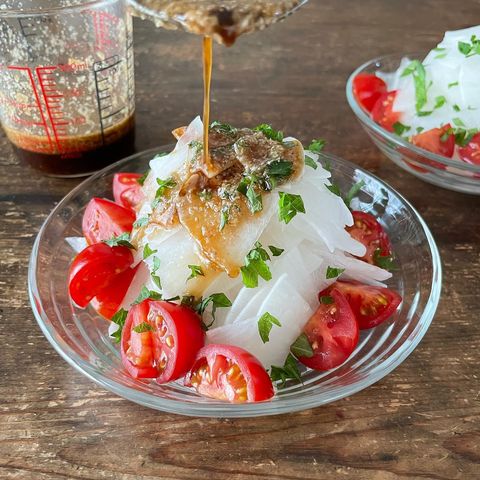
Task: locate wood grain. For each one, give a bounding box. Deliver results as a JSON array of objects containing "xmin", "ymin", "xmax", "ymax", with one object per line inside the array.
[{"xmin": 1, "ymin": 1, "xmax": 480, "ymax": 479}]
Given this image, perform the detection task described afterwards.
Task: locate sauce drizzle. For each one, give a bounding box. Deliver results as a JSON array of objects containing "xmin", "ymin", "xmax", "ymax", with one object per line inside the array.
[{"xmin": 202, "ymin": 36, "xmax": 213, "ymax": 169}]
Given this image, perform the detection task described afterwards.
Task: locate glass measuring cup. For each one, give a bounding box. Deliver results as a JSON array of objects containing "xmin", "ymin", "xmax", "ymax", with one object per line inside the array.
[{"xmin": 0, "ymin": 0, "xmax": 136, "ymax": 177}]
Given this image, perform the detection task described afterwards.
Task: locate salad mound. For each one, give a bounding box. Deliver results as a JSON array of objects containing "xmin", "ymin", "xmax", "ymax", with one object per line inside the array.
[
  {"xmin": 68, "ymin": 119, "xmax": 402, "ymax": 403},
  {"xmin": 354, "ymin": 25, "xmax": 480, "ymax": 167}
]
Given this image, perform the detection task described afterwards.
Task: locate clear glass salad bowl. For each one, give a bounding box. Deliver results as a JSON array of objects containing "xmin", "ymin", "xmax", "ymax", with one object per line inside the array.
[
  {"xmin": 347, "ymin": 54, "xmax": 480, "ymax": 195},
  {"xmin": 28, "ymin": 147, "xmax": 442, "ymax": 417}
]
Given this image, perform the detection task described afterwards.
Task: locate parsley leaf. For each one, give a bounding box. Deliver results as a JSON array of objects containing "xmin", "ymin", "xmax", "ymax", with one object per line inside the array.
[
  {"xmin": 326, "ymin": 183, "xmax": 342, "ymax": 197},
  {"xmin": 373, "ymin": 249, "xmax": 397, "ymax": 271},
  {"xmin": 319, "ymin": 295, "xmax": 334, "ymax": 304},
  {"xmin": 278, "ymin": 192, "xmax": 305, "ymax": 224},
  {"xmin": 132, "ymin": 322, "xmax": 154, "ymax": 333},
  {"xmin": 393, "ymin": 122, "xmax": 411, "ymax": 136},
  {"xmin": 110, "ymin": 308, "xmax": 128, "ymax": 343},
  {"xmin": 308, "ymin": 139, "xmax": 326, "ymax": 153},
  {"xmin": 305, "ymin": 154, "xmax": 318, "ymax": 170},
  {"xmin": 254, "ymin": 123, "xmax": 284, "ymax": 142},
  {"xmin": 210, "ymin": 120, "xmax": 236, "ymax": 133},
  {"xmin": 103, "ymin": 232, "xmax": 135, "ymax": 250},
  {"xmin": 137, "ymin": 170, "xmax": 150, "ymax": 186},
  {"xmin": 270, "ymin": 353, "xmax": 302, "ymax": 388},
  {"xmin": 265, "ymin": 160, "xmax": 293, "ymax": 181},
  {"xmin": 220, "ymin": 205, "xmax": 230, "ymax": 231},
  {"xmin": 258, "ymin": 312, "xmax": 282, "ymax": 343},
  {"xmin": 151, "ymin": 257, "xmax": 162, "ymax": 289},
  {"xmin": 133, "ymin": 216, "xmax": 149, "ymax": 228},
  {"xmin": 453, "ymin": 117, "xmax": 466, "ymax": 127},
  {"xmin": 187, "ymin": 264, "xmax": 204, "ymax": 281},
  {"xmin": 326, "ymin": 266, "xmax": 345, "ymax": 279},
  {"xmin": 448, "ymin": 81, "xmax": 459, "ymax": 88},
  {"xmin": 131, "ymin": 286, "xmax": 162, "ymax": 305},
  {"xmin": 196, "ymin": 293, "xmax": 232, "ymax": 328},
  {"xmin": 245, "ymin": 183, "xmax": 263, "ymax": 213},
  {"xmin": 343, "ymin": 180, "xmax": 366, "ymax": 208},
  {"xmin": 401, "ymin": 60, "xmax": 428, "ymax": 114},
  {"xmin": 458, "ymin": 35, "xmax": 480, "ymax": 57},
  {"xmin": 290, "ymin": 333, "xmax": 314, "ymax": 358},
  {"xmin": 154, "ymin": 177, "xmax": 177, "ymax": 202},
  {"xmin": 268, "ymin": 245, "xmax": 284, "ymax": 257},
  {"xmin": 143, "ymin": 244, "xmax": 157, "ymax": 259},
  {"xmin": 241, "ymin": 242, "xmax": 272, "ymax": 288}
]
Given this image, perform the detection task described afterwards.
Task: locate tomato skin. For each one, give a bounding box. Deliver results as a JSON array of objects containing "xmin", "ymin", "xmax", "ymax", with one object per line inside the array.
[
  {"xmin": 120, "ymin": 300, "xmax": 205, "ymax": 381},
  {"xmin": 411, "ymin": 124, "xmax": 454, "ymax": 159},
  {"xmin": 113, "ymin": 173, "xmax": 145, "ymax": 211},
  {"xmin": 346, "ymin": 211, "xmax": 392, "ymax": 265},
  {"xmin": 185, "ymin": 344, "xmax": 274, "ymax": 403},
  {"xmin": 91, "ymin": 265, "xmax": 139, "ymax": 320},
  {"xmin": 320, "ymin": 281, "xmax": 402, "ymax": 330},
  {"xmin": 68, "ymin": 243, "xmax": 133, "ymax": 308},
  {"xmin": 459, "ymin": 133, "xmax": 480, "ymax": 166},
  {"xmin": 353, "ymin": 73, "xmax": 387, "ymax": 113},
  {"xmin": 371, "ymin": 90, "xmax": 400, "ymax": 132},
  {"xmin": 82, "ymin": 197, "xmax": 135, "ymax": 245},
  {"xmin": 298, "ymin": 289, "xmax": 359, "ymax": 371}
]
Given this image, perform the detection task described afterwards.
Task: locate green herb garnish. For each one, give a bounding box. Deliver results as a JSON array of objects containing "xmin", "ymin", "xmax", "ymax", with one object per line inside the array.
[
  {"xmin": 308, "ymin": 139, "xmax": 326, "ymax": 153},
  {"xmin": 241, "ymin": 242, "xmax": 272, "ymax": 288},
  {"xmin": 143, "ymin": 244, "xmax": 157, "ymax": 259},
  {"xmin": 278, "ymin": 192, "xmax": 306, "ymax": 224},
  {"xmin": 132, "ymin": 286, "xmax": 162, "ymax": 305},
  {"xmin": 132, "ymin": 322, "xmax": 154, "ymax": 334},
  {"xmin": 402, "ymin": 60, "xmax": 428, "ymax": 114},
  {"xmin": 268, "ymin": 245, "xmax": 284, "ymax": 257},
  {"xmin": 258, "ymin": 312, "xmax": 282, "ymax": 343},
  {"xmin": 187, "ymin": 264, "xmax": 204, "ymax": 281},
  {"xmin": 270, "ymin": 353, "xmax": 302, "ymax": 388},
  {"xmin": 344, "ymin": 180, "xmax": 366, "ymax": 208},
  {"xmin": 133, "ymin": 216, "xmax": 149, "ymax": 228},
  {"xmin": 393, "ymin": 122, "xmax": 411, "ymax": 136},
  {"xmin": 373, "ymin": 249, "xmax": 397, "ymax": 271},
  {"xmin": 305, "ymin": 154, "xmax": 318, "ymax": 170},
  {"xmin": 137, "ymin": 170, "xmax": 150, "ymax": 186},
  {"xmin": 326, "ymin": 266, "xmax": 345, "ymax": 279},
  {"xmin": 103, "ymin": 232, "xmax": 135, "ymax": 250},
  {"xmin": 290, "ymin": 333, "xmax": 314, "ymax": 358},
  {"xmin": 254, "ymin": 123, "xmax": 284, "ymax": 142},
  {"xmin": 319, "ymin": 295, "xmax": 334, "ymax": 304},
  {"xmin": 110, "ymin": 308, "xmax": 128, "ymax": 343},
  {"xmin": 458, "ymin": 35, "xmax": 480, "ymax": 57}
]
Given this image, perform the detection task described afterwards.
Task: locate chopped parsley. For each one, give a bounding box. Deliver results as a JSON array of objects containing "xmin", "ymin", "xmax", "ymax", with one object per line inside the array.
[
  {"xmin": 308, "ymin": 139, "xmax": 326, "ymax": 153},
  {"xmin": 270, "ymin": 353, "xmax": 302, "ymax": 388},
  {"xmin": 268, "ymin": 245, "xmax": 284, "ymax": 257},
  {"xmin": 151, "ymin": 257, "xmax": 162, "ymax": 290},
  {"xmin": 133, "ymin": 216, "xmax": 149, "ymax": 228},
  {"xmin": 278, "ymin": 192, "xmax": 306, "ymax": 224},
  {"xmin": 393, "ymin": 122, "xmax": 411, "ymax": 136},
  {"xmin": 196, "ymin": 293, "xmax": 232, "ymax": 328},
  {"xmin": 319, "ymin": 295, "xmax": 334, "ymax": 304},
  {"xmin": 343, "ymin": 180, "xmax": 366, "ymax": 208},
  {"xmin": 290, "ymin": 333, "xmax": 314, "ymax": 358},
  {"xmin": 143, "ymin": 243, "xmax": 157, "ymax": 259},
  {"xmin": 132, "ymin": 322, "xmax": 154, "ymax": 334},
  {"xmin": 219, "ymin": 205, "xmax": 230, "ymax": 231},
  {"xmin": 103, "ymin": 232, "xmax": 135, "ymax": 250},
  {"xmin": 326, "ymin": 183, "xmax": 342, "ymax": 197},
  {"xmin": 241, "ymin": 242, "xmax": 272, "ymax": 288},
  {"xmin": 264, "ymin": 160, "xmax": 294, "ymax": 188},
  {"xmin": 453, "ymin": 104, "xmax": 461, "ymax": 112},
  {"xmin": 198, "ymin": 189, "xmax": 213, "ymax": 201},
  {"xmin": 305, "ymin": 154, "xmax": 318, "ymax": 170},
  {"xmin": 137, "ymin": 170, "xmax": 150, "ymax": 186},
  {"xmin": 434, "ymin": 96, "xmax": 447, "ymax": 109},
  {"xmin": 187, "ymin": 264, "xmax": 204, "ymax": 281},
  {"xmin": 210, "ymin": 120, "xmax": 236, "ymax": 133},
  {"xmin": 401, "ymin": 60, "xmax": 428, "ymax": 114},
  {"xmin": 154, "ymin": 177, "xmax": 177, "ymax": 204},
  {"xmin": 458, "ymin": 35, "xmax": 480, "ymax": 57},
  {"xmin": 326, "ymin": 266, "xmax": 345, "ymax": 279},
  {"xmin": 110, "ymin": 308, "xmax": 128, "ymax": 343},
  {"xmin": 131, "ymin": 286, "xmax": 162, "ymax": 305},
  {"xmin": 453, "ymin": 117, "xmax": 466, "ymax": 128},
  {"xmin": 237, "ymin": 175, "xmax": 263, "ymax": 213},
  {"xmin": 448, "ymin": 81, "xmax": 459, "ymax": 88},
  {"xmin": 257, "ymin": 312, "xmax": 282, "ymax": 343},
  {"xmin": 254, "ymin": 123, "xmax": 284, "ymax": 142},
  {"xmin": 373, "ymin": 249, "xmax": 397, "ymax": 271}
]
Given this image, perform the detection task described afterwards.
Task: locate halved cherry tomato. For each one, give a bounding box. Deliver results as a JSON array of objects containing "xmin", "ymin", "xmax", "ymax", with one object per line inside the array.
[
  {"xmin": 91, "ymin": 265, "xmax": 139, "ymax": 320},
  {"xmin": 320, "ymin": 281, "xmax": 402, "ymax": 330},
  {"xmin": 185, "ymin": 344, "xmax": 274, "ymax": 403},
  {"xmin": 121, "ymin": 300, "xmax": 205, "ymax": 381},
  {"xmin": 353, "ymin": 73, "xmax": 387, "ymax": 113},
  {"xmin": 298, "ymin": 289, "xmax": 359, "ymax": 371},
  {"xmin": 346, "ymin": 211, "xmax": 392, "ymax": 265},
  {"xmin": 371, "ymin": 90, "xmax": 400, "ymax": 132},
  {"xmin": 411, "ymin": 124, "xmax": 454, "ymax": 158},
  {"xmin": 68, "ymin": 243, "xmax": 133, "ymax": 308},
  {"xmin": 459, "ymin": 133, "xmax": 480, "ymax": 166},
  {"xmin": 82, "ymin": 197, "xmax": 135, "ymax": 245},
  {"xmin": 113, "ymin": 173, "xmax": 145, "ymax": 211}
]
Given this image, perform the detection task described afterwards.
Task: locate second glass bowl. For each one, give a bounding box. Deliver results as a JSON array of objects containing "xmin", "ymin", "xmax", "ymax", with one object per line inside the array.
[{"xmin": 347, "ymin": 54, "xmax": 480, "ymax": 195}]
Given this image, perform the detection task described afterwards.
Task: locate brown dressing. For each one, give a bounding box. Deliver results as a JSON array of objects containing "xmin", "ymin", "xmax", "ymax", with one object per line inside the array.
[{"xmin": 202, "ymin": 36, "xmax": 213, "ymax": 170}]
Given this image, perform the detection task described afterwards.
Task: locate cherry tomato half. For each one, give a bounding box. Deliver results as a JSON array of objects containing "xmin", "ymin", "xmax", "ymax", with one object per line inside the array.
[
  {"xmin": 91, "ymin": 265, "xmax": 139, "ymax": 320},
  {"xmin": 320, "ymin": 281, "xmax": 402, "ymax": 330},
  {"xmin": 459, "ymin": 133, "xmax": 480, "ymax": 166},
  {"xmin": 82, "ymin": 197, "xmax": 135, "ymax": 245},
  {"xmin": 298, "ymin": 289, "xmax": 359, "ymax": 371},
  {"xmin": 411, "ymin": 124, "xmax": 454, "ymax": 159},
  {"xmin": 121, "ymin": 300, "xmax": 205, "ymax": 381},
  {"xmin": 353, "ymin": 73, "xmax": 387, "ymax": 113},
  {"xmin": 113, "ymin": 173, "xmax": 145, "ymax": 211},
  {"xmin": 371, "ymin": 90, "xmax": 400, "ymax": 132},
  {"xmin": 185, "ymin": 344, "xmax": 274, "ymax": 403},
  {"xmin": 346, "ymin": 211, "xmax": 392, "ymax": 265},
  {"xmin": 68, "ymin": 243, "xmax": 133, "ymax": 308}
]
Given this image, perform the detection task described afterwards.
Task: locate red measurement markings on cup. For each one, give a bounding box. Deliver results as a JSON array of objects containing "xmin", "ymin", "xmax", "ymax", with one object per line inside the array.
[
  {"xmin": 91, "ymin": 11, "xmax": 120, "ymax": 51},
  {"xmin": 7, "ymin": 66, "xmax": 54, "ymax": 150},
  {"xmin": 36, "ymin": 66, "xmax": 69, "ymax": 154}
]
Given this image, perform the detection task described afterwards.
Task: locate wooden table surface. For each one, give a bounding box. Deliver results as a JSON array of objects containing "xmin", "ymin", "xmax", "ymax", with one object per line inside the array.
[{"xmin": 2, "ymin": 1, "xmax": 480, "ymax": 478}]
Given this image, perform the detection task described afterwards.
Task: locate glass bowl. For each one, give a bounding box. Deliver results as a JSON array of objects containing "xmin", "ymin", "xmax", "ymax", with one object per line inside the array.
[
  {"xmin": 346, "ymin": 54, "xmax": 480, "ymax": 195},
  {"xmin": 28, "ymin": 147, "xmax": 442, "ymax": 417}
]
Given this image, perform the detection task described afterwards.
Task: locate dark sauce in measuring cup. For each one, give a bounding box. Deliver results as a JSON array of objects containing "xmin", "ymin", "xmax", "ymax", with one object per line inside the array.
[{"xmin": 5, "ymin": 114, "xmax": 136, "ymax": 177}]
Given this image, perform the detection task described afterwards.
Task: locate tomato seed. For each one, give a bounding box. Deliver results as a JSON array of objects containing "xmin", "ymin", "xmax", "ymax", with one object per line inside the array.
[{"xmin": 165, "ymin": 335, "xmax": 174, "ymax": 348}]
